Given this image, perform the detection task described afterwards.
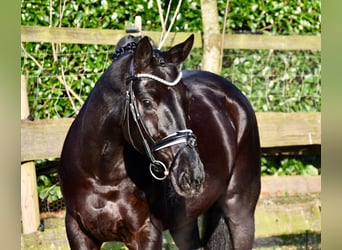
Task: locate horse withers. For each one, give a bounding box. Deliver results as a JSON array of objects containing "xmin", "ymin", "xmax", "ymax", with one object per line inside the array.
[{"xmin": 59, "ymin": 34, "xmax": 261, "ymax": 249}]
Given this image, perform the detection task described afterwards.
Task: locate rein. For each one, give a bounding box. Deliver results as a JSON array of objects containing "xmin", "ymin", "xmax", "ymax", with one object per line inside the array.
[{"xmin": 124, "ymin": 61, "xmax": 197, "ymax": 181}]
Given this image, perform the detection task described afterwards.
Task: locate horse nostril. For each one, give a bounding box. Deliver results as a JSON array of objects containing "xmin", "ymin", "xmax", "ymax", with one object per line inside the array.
[
  {"xmin": 194, "ymin": 163, "xmax": 205, "ymax": 182},
  {"xmin": 179, "ymin": 172, "xmax": 191, "ymax": 190},
  {"xmin": 196, "ymin": 173, "xmax": 204, "ymax": 189}
]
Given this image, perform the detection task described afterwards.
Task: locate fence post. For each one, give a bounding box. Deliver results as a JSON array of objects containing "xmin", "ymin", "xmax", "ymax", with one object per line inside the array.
[{"xmin": 21, "ymin": 75, "xmax": 40, "ymax": 234}]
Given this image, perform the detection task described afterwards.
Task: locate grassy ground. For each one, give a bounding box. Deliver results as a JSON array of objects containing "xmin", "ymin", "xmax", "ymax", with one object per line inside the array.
[
  {"xmin": 254, "ymin": 194, "xmax": 321, "ymax": 249},
  {"xmin": 21, "ymin": 193, "xmax": 321, "ymax": 249}
]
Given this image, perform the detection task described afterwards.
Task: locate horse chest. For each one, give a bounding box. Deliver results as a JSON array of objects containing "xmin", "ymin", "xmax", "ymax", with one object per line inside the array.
[{"xmin": 79, "ymin": 185, "xmax": 149, "ymax": 242}]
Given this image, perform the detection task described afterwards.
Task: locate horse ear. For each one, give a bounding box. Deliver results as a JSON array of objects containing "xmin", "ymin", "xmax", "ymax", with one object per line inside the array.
[
  {"xmin": 133, "ymin": 36, "xmax": 153, "ymax": 71},
  {"xmin": 164, "ymin": 34, "xmax": 194, "ymax": 66}
]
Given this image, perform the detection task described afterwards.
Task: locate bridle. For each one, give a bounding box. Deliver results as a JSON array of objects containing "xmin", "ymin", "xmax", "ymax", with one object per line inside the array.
[{"xmin": 124, "ymin": 60, "xmax": 197, "ymax": 181}]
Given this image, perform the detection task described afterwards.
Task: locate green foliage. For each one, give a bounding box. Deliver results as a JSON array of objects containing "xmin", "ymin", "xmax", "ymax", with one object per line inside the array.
[
  {"xmin": 37, "ymin": 173, "xmax": 62, "ymax": 203},
  {"xmin": 21, "ymin": 0, "xmax": 321, "ymax": 34},
  {"xmin": 221, "ymin": 49, "xmax": 321, "ymax": 112},
  {"xmin": 225, "ymin": 0, "xmax": 321, "ymax": 34},
  {"xmin": 261, "ymin": 156, "xmax": 320, "ymax": 176},
  {"xmin": 21, "ymin": 0, "xmax": 202, "ymax": 31},
  {"xmin": 22, "ymin": 42, "xmax": 112, "ymax": 118}
]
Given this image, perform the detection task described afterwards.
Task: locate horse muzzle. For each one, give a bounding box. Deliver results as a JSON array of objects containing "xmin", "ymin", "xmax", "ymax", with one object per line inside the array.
[
  {"xmin": 168, "ymin": 147, "xmax": 205, "ymax": 197},
  {"xmin": 175, "ymin": 158, "xmax": 205, "ymax": 197},
  {"xmin": 152, "ymin": 129, "xmax": 205, "ymax": 197}
]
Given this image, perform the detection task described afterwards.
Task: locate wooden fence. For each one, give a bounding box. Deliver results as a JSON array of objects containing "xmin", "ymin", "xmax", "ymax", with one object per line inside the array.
[
  {"xmin": 21, "ymin": 26, "xmax": 321, "ymax": 234},
  {"xmin": 21, "ymin": 113, "xmax": 321, "ymax": 163},
  {"xmin": 21, "ymin": 26, "xmax": 321, "ymax": 50}
]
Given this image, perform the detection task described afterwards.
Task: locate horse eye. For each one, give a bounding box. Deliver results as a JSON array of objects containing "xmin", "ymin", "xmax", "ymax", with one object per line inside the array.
[{"xmin": 141, "ymin": 99, "xmax": 153, "ymax": 109}]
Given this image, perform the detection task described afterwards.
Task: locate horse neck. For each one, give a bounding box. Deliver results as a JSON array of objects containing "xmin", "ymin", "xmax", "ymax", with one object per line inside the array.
[{"xmin": 79, "ymin": 58, "xmax": 132, "ymax": 148}]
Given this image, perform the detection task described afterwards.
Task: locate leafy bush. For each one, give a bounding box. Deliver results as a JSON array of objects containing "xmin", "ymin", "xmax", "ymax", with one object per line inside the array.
[
  {"xmin": 224, "ymin": 0, "xmax": 321, "ymax": 34},
  {"xmin": 22, "ymin": 43, "xmax": 113, "ymax": 118},
  {"xmin": 221, "ymin": 49, "xmax": 321, "ymax": 112},
  {"xmin": 261, "ymin": 156, "xmax": 320, "ymax": 176},
  {"xmin": 21, "ymin": 0, "xmax": 321, "ymax": 34},
  {"xmin": 37, "ymin": 173, "xmax": 62, "ymax": 203}
]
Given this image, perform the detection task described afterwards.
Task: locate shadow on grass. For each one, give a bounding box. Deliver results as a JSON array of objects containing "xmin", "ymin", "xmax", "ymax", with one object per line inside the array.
[{"xmin": 254, "ymin": 230, "xmax": 321, "ymax": 249}]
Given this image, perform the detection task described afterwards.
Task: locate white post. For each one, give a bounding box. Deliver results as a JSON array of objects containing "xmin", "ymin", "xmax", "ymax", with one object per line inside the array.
[
  {"xmin": 135, "ymin": 16, "xmax": 142, "ymax": 35},
  {"xmin": 21, "ymin": 162, "xmax": 40, "ymax": 234}
]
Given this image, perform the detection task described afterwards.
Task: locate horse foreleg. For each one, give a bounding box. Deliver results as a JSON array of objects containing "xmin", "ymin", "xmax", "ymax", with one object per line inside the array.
[
  {"xmin": 170, "ymin": 220, "xmax": 203, "ymax": 250},
  {"xmin": 65, "ymin": 211, "xmax": 102, "ymax": 250}
]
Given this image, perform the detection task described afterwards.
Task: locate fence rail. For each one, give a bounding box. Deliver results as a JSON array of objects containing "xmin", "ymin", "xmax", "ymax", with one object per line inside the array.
[
  {"xmin": 21, "ymin": 112, "xmax": 321, "ymax": 162},
  {"xmin": 21, "ymin": 26, "xmax": 321, "ymax": 50}
]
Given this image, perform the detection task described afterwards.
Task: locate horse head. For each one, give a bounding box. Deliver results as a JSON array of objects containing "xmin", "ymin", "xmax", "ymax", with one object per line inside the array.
[{"xmin": 122, "ymin": 35, "xmax": 205, "ymax": 197}]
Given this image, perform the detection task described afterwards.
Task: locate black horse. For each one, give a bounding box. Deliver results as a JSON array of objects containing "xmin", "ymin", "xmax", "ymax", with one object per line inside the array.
[{"xmin": 59, "ymin": 34, "xmax": 261, "ymax": 250}]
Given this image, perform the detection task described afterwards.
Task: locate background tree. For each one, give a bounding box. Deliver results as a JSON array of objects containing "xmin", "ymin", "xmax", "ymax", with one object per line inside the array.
[{"xmin": 200, "ymin": 0, "xmax": 221, "ymax": 74}]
